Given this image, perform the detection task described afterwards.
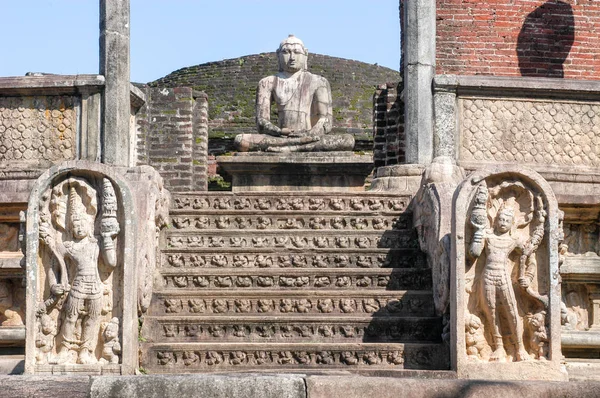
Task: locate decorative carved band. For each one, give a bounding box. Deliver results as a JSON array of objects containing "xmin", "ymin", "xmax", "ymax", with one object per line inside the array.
[
  {"xmin": 162, "ymin": 250, "xmax": 424, "ymax": 269},
  {"xmin": 171, "ymin": 195, "xmax": 410, "ymax": 213},
  {"xmin": 166, "ymin": 231, "xmax": 418, "ymax": 250},
  {"xmin": 153, "ymin": 292, "xmax": 434, "ymax": 316}
]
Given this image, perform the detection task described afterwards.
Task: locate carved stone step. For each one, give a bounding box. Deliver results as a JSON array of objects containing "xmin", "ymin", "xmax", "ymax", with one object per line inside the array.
[
  {"xmin": 170, "ymin": 193, "xmax": 412, "ymax": 214},
  {"xmin": 166, "ymin": 230, "xmax": 419, "ymax": 250},
  {"xmin": 142, "ymin": 315, "xmax": 443, "ymax": 344},
  {"xmin": 161, "ymin": 249, "xmax": 426, "ymax": 269},
  {"xmin": 140, "ymin": 342, "xmax": 449, "ymax": 373},
  {"xmin": 159, "ymin": 268, "xmax": 432, "ymax": 291},
  {"xmin": 150, "ymin": 290, "xmax": 435, "ymax": 317},
  {"xmin": 170, "ymin": 213, "xmax": 412, "ymax": 232}
]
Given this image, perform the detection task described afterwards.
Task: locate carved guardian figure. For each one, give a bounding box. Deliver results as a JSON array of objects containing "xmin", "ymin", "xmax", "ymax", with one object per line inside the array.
[{"xmin": 37, "ymin": 177, "xmax": 120, "ymax": 365}]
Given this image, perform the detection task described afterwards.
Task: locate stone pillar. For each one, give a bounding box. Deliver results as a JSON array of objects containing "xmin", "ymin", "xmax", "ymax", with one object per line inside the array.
[
  {"xmin": 402, "ymin": 0, "xmax": 435, "ymax": 165},
  {"xmin": 100, "ymin": 0, "xmax": 131, "ymax": 166},
  {"xmin": 589, "ymin": 287, "xmax": 600, "ymax": 331},
  {"xmin": 433, "ymin": 89, "xmax": 457, "ymax": 159}
]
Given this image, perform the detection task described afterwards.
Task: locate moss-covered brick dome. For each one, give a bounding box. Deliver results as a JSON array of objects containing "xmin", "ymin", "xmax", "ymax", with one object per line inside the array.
[{"xmin": 148, "ymin": 52, "xmax": 400, "ymax": 147}]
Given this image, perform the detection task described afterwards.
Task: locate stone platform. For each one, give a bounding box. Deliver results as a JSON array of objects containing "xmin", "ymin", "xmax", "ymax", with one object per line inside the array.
[
  {"xmin": 2, "ymin": 374, "xmax": 600, "ymax": 398},
  {"xmin": 217, "ymin": 152, "xmax": 373, "ymax": 192}
]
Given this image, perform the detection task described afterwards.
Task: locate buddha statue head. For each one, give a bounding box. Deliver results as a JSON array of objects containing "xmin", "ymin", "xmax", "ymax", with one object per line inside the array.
[{"xmin": 277, "ymin": 35, "xmax": 308, "ymax": 73}]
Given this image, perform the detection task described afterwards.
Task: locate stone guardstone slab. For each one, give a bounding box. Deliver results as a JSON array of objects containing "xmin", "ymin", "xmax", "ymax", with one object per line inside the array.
[
  {"xmin": 217, "ymin": 152, "xmax": 373, "ymax": 192},
  {"xmin": 24, "ymin": 160, "xmax": 168, "ymax": 375},
  {"xmin": 451, "ymin": 165, "xmax": 566, "ymax": 380}
]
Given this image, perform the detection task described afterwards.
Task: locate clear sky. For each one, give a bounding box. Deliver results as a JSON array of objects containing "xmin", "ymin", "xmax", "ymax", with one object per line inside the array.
[{"xmin": 0, "ymin": 0, "xmax": 400, "ymax": 83}]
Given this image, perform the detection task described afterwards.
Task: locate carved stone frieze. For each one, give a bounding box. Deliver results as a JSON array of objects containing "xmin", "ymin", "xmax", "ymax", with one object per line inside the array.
[
  {"xmin": 166, "ymin": 231, "xmax": 417, "ymax": 250},
  {"xmin": 152, "ymin": 293, "xmax": 433, "ymax": 317},
  {"xmin": 460, "ymin": 98, "xmax": 600, "ymax": 167},
  {"xmin": 147, "ymin": 317, "xmax": 441, "ymax": 343},
  {"xmin": 161, "ymin": 269, "xmax": 431, "ymax": 291},
  {"xmin": 561, "ymin": 283, "xmax": 589, "ymax": 331},
  {"xmin": 142, "ymin": 343, "xmax": 448, "ymax": 371},
  {"xmin": 171, "ymin": 195, "xmax": 410, "ymax": 213},
  {"xmin": 162, "ymin": 250, "xmax": 424, "ymax": 269},
  {"xmin": 168, "ymin": 214, "xmax": 409, "ymax": 232},
  {"xmin": 0, "ymin": 278, "xmax": 25, "ymax": 326},
  {"xmin": 563, "ymin": 222, "xmax": 599, "ymax": 257},
  {"xmin": 0, "ymin": 96, "xmax": 77, "ymax": 165},
  {"xmin": 0, "ymin": 223, "xmax": 20, "ymax": 251}
]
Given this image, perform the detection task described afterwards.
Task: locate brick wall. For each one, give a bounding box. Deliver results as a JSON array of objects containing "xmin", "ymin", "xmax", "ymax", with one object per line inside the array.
[
  {"xmin": 373, "ymin": 83, "xmax": 405, "ymax": 168},
  {"xmin": 136, "ymin": 87, "xmax": 208, "ymax": 192},
  {"xmin": 436, "ymin": 0, "xmax": 600, "ymax": 79},
  {"xmin": 192, "ymin": 91, "xmax": 209, "ymax": 191}
]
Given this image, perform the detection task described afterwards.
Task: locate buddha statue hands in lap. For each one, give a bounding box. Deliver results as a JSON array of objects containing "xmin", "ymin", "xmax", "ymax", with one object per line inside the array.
[{"xmin": 234, "ymin": 35, "xmax": 354, "ymax": 153}]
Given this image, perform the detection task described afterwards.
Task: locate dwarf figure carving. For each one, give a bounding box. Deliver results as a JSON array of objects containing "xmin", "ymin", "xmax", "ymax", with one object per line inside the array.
[
  {"xmin": 526, "ymin": 311, "xmax": 548, "ymax": 360},
  {"xmin": 465, "ymin": 313, "xmax": 492, "ymax": 361},
  {"xmin": 100, "ymin": 317, "xmax": 121, "ymax": 364},
  {"xmin": 35, "ymin": 313, "xmax": 57, "ymax": 364}
]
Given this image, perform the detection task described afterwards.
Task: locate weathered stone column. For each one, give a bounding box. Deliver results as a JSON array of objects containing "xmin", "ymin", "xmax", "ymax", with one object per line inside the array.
[
  {"xmin": 100, "ymin": 0, "xmax": 131, "ymax": 166},
  {"xmin": 402, "ymin": 0, "xmax": 435, "ymax": 165},
  {"xmin": 433, "ymin": 76, "xmax": 458, "ymax": 159}
]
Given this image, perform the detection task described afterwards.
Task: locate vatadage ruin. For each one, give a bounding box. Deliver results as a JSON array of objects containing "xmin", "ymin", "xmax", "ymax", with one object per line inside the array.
[{"xmin": 1, "ymin": 1, "xmax": 600, "ymax": 396}]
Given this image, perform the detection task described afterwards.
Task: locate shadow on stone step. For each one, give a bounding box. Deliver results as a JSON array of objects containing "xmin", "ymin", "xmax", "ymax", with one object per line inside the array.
[{"xmin": 363, "ymin": 225, "xmax": 449, "ymax": 370}]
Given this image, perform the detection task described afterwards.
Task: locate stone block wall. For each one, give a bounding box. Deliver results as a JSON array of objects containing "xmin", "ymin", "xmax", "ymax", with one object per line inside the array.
[
  {"xmin": 373, "ymin": 83, "xmax": 404, "ymax": 168},
  {"xmin": 136, "ymin": 87, "xmax": 209, "ymax": 192},
  {"xmin": 436, "ymin": 0, "xmax": 600, "ymax": 79}
]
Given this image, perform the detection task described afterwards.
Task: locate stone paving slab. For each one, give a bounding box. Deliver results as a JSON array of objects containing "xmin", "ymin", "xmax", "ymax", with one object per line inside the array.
[
  {"xmin": 90, "ymin": 374, "xmax": 306, "ymax": 398},
  {"xmin": 3, "ymin": 373, "xmax": 600, "ymax": 397},
  {"xmin": 305, "ymin": 376, "xmax": 600, "ymax": 398}
]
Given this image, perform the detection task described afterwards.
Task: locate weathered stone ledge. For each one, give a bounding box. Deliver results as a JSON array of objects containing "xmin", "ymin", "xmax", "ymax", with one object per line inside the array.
[
  {"xmin": 434, "ymin": 74, "xmax": 600, "ymax": 99},
  {"xmin": 1, "ymin": 374, "xmax": 600, "ymax": 398}
]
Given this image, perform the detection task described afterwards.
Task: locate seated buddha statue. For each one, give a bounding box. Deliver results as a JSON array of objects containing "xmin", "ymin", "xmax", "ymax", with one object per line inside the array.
[{"xmin": 234, "ymin": 35, "xmax": 355, "ymax": 153}]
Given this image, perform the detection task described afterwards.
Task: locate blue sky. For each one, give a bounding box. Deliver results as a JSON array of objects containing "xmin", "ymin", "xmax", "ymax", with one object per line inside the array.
[{"xmin": 0, "ymin": 1, "xmax": 400, "ymax": 83}]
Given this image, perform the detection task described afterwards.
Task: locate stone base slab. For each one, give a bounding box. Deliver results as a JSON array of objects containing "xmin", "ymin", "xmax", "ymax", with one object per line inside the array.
[
  {"xmin": 217, "ymin": 152, "xmax": 373, "ymax": 192},
  {"xmin": 566, "ymin": 359, "xmax": 600, "ymax": 381},
  {"xmin": 456, "ymin": 361, "xmax": 567, "ymax": 381},
  {"xmin": 1, "ymin": 374, "xmax": 600, "ymax": 397},
  {"xmin": 369, "ymin": 164, "xmax": 425, "ymax": 194}
]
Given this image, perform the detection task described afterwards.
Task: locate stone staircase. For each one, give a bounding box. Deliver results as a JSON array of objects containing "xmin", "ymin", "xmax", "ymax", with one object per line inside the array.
[{"xmin": 139, "ymin": 192, "xmax": 448, "ymax": 373}]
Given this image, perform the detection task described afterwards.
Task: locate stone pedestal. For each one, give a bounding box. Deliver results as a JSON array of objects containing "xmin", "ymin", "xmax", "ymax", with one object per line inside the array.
[
  {"xmin": 370, "ymin": 164, "xmax": 425, "ymax": 194},
  {"xmin": 217, "ymin": 152, "xmax": 373, "ymax": 192}
]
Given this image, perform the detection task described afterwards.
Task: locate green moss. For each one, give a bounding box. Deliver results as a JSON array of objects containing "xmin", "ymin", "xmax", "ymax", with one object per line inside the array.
[
  {"xmin": 209, "ymin": 129, "xmax": 237, "ymax": 139},
  {"xmin": 208, "ymin": 175, "xmax": 232, "ymax": 191}
]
